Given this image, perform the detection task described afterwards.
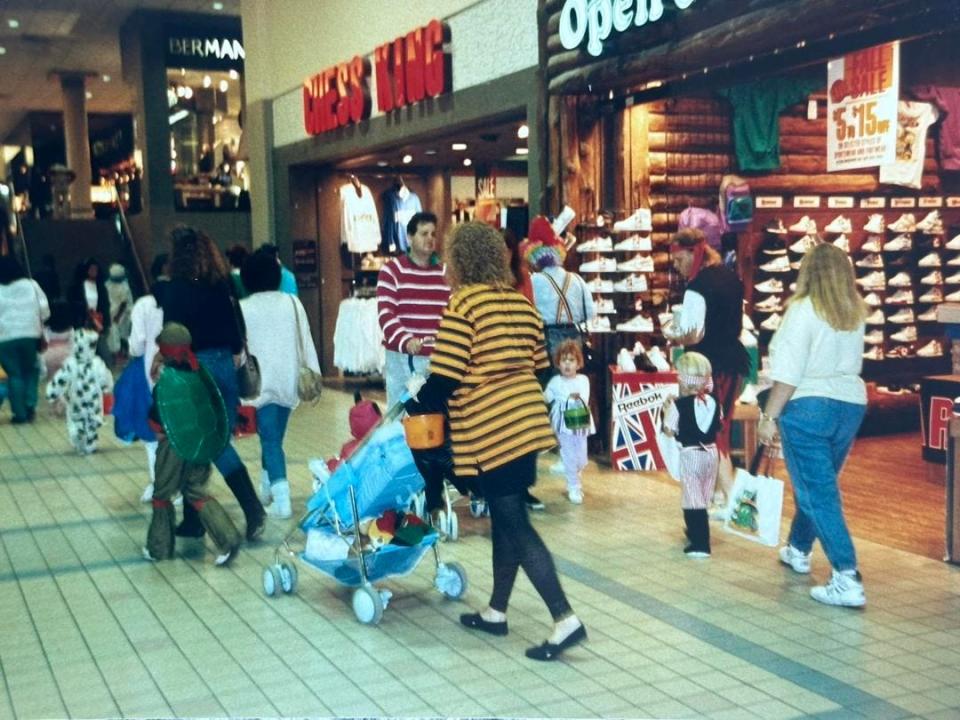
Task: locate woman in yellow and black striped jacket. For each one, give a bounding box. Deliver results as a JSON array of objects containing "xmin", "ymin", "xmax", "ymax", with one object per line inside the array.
[{"xmin": 406, "ymin": 222, "xmax": 586, "ymax": 662}]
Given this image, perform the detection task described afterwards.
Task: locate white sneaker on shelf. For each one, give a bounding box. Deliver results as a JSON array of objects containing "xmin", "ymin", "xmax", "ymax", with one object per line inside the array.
[
  {"xmin": 883, "ymin": 235, "xmax": 912, "ymax": 251},
  {"xmin": 946, "ymin": 234, "xmax": 960, "ymax": 250},
  {"xmin": 889, "ymin": 326, "xmax": 918, "ymax": 343},
  {"xmin": 613, "ymin": 274, "xmax": 648, "ymax": 293},
  {"xmin": 778, "ymin": 545, "xmax": 811, "ymax": 574},
  {"xmin": 788, "ymin": 216, "xmax": 817, "ymax": 234},
  {"xmin": 863, "ymin": 214, "xmax": 885, "ymax": 234},
  {"xmin": 918, "ymin": 252, "xmax": 941, "ymax": 267},
  {"xmin": 585, "ymin": 316, "xmax": 612, "ymax": 332},
  {"xmin": 760, "ymin": 313, "xmax": 782, "ymax": 331},
  {"xmin": 888, "ymin": 213, "xmax": 916, "ymax": 233},
  {"xmin": 759, "ymin": 256, "xmax": 791, "ymax": 273},
  {"xmin": 762, "ymin": 245, "xmax": 788, "ymax": 256},
  {"xmin": 888, "ymin": 272, "xmax": 912, "ymax": 288},
  {"xmin": 947, "ymin": 255, "xmax": 960, "ymax": 266},
  {"xmin": 862, "ymin": 346, "xmax": 883, "ymax": 361},
  {"xmin": 825, "ymin": 215, "xmax": 852, "ymax": 234},
  {"xmin": 754, "ymin": 296, "xmax": 783, "ymax": 313},
  {"xmin": 587, "ymin": 278, "xmax": 614, "ymax": 293},
  {"xmin": 614, "ymin": 234, "xmax": 652, "ymax": 252},
  {"xmin": 945, "ymin": 271, "xmax": 960, "ymax": 285},
  {"xmin": 810, "ymin": 570, "xmax": 865, "ymax": 608},
  {"xmin": 855, "ymin": 271, "xmax": 885, "ymax": 289},
  {"xmin": 595, "ymin": 297, "xmax": 617, "ymax": 314},
  {"xmin": 577, "ymin": 236, "xmax": 613, "ymax": 252},
  {"xmin": 917, "ymin": 339, "xmax": 944, "ymax": 357},
  {"xmin": 916, "ymin": 210, "xmax": 943, "ymax": 234},
  {"xmin": 885, "ymin": 289, "xmax": 914, "ymax": 305},
  {"xmin": 863, "ymin": 329, "xmax": 884, "ymax": 345},
  {"xmin": 789, "ymin": 236, "xmax": 817, "ymax": 254},
  {"xmin": 865, "ymin": 309, "xmax": 884, "ymax": 325},
  {"xmin": 860, "ymin": 237, "xmax": 882, "ymax": 253},
  {"xmin": 613, "ymin": 208, "xmax": 652, "ymax": 232},
  {"xmin": 616, "ymin": 314, "xmax": 655, "ymax": 332},
  {"xmin": 917, "ymin": 307, "xmax": 938, "ymax": 322},
  {"xmin": 646, "ymin": 346, "xmax": 670, "ymax": 371},
  {"xmin": 832, "ymin": 235, "xmax": 850, "ymax": 252},
  {"xmin": 855, "ymin": 254, "xmax": 883, "ymax": 269},
  {"xmin": 579, "ymin": 258, "xmax": 618, "ymax": 273},
  {"xmin": 617, "ymin": 255, "xmax": 655, "ymax": 272},
  {"xmin": 617, "ymin": 347, "xmax": 637, "ymax": 371},
  {"xmin": 920, "ymin": 270, "xmax": 943, "ymax": 286},
  {"xmin": 862, "ymin": 292, "xmax": 882, "ymax": 307},
  {"xmin": 919, "ymin": 287, "xmax": 944, "ymax": 303},
  {"xmin": 944, "ymin": 289, "xmax": 960, "ymax": 302},
  {"xmin": 765, "ymin": 218, "xmax": 788, "ymax": 235},
  {"xmin": 886, "ymin": 308, "xmax": 915, "ymax": 324},
  {"xmin": 754, "ymin": 278, "xmax": 784, "ymax": 293}
]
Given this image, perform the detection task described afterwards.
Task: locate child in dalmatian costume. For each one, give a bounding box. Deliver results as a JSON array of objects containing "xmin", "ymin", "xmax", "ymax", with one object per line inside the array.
[{"xmin": 47, "ymin": 328, "xmax": 114, "ymax": 454}]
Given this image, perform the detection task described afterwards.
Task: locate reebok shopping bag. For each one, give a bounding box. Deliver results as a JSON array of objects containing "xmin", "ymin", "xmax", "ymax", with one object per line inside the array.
[{"xmin": 723, "ymin": 445, "xmax": 784, "ymax": 547}]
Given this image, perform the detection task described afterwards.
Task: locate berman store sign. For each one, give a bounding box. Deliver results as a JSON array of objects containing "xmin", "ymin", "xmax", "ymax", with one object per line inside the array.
[
  {"xmin": 302, "ymin": 19, "xmax": 451, "ymax": 136},
  {"xmin": 559, "ymin": 0, "xmax": 698, "ymax": 57},
  {"xmin": 165, "ymin": 25, "xmax": 245, "ymax": 70}
]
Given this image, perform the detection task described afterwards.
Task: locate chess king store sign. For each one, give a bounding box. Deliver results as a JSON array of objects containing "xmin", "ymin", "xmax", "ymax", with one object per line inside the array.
[{"xmin": 302, "ymin": 20, "xmax": 451, "ymax": 136}]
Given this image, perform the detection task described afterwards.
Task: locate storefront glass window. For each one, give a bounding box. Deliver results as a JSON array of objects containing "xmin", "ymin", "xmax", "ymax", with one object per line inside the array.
[{"xmin": 167, "ymin": 68, "xmax": 248, "ymax": 211}]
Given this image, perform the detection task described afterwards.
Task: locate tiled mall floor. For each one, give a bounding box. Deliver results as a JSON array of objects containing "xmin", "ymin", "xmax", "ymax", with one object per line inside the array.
[{"xmin": 2, "ymin": 388, "xmax": 960, "ymax": 719}]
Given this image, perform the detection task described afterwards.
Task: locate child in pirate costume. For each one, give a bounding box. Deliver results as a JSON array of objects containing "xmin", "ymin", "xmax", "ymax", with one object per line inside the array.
[
  {"xmin": 143, "ymin": 322, "xmax": 241, "ymax": 565},
  {"xmin": 662, "ymin": 351, "xmax": 722, "ymax": 558}
]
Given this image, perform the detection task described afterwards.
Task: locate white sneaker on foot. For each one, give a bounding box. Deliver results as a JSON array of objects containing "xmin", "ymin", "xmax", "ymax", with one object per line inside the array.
[
  {"xmin": 778, "ymin": 544, "xmax": 811, "ymax": 574},
  {"xmin": 810, "ymin": 570, "xmax": 866, "ymax": 607},
  {"xmin": 568, "ymin": 488, "xmax": 584, "ymax": 505},
  {"xmin": 140, "ymin": 483, "xmax": 154, "ymax": 504},
  {"xmin": 549, "ymin": 460, "xmax": 565, "ymax": 474}
]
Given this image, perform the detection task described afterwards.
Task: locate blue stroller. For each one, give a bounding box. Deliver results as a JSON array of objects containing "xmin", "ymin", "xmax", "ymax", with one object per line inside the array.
[{"xmin": 261, "ymin": 397, "xmax": 468, "ymax": 625}]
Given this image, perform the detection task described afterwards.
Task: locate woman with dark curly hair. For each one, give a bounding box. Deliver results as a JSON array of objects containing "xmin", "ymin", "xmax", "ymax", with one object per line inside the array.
[
  {"xmin": 158, "ymin": 226, "xmax": 265, "ymax": 541},
  {"xmin": 406, "ymin": 222, "xmax": 586, "ymax": 662},
  {"xmin": 67, "ymin": 257, "xmax": 112, "ymax": 363}
]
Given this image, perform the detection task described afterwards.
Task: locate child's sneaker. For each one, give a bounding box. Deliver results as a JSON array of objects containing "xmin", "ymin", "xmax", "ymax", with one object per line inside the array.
[
  {"xmin": 214, "ymin": 545, "xmax": 239, "ymax": 567},
  {"xmin": 567, "ymin": 488, "xmax": 584, "ymax": 505},
  {"xmin": 525, "ymin": 491, "xmax": 546, "ymax": 511},
  {"xmin": 810, "ymin": 570, "xmax": 866, "ymax": 608},
  {"xmin": 684, "ymin": 545, "xmax": 710, "ymax": 559},
  {"xmin": 778, "ymin": 544, "xmax": 811, "ymax": 574},
  {"xmin": 142, "ymin": 547, "xmax": 160, "ymax": 562}
]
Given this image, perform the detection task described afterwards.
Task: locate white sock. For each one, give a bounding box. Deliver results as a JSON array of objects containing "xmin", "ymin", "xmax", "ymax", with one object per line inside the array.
[
  {"xmin": 548, "ymin": 614, "xmax": 582, "ymax": 644},
  {"xmin": 480, "ymin": 607, "xmax": 506, "ymax": 623}
]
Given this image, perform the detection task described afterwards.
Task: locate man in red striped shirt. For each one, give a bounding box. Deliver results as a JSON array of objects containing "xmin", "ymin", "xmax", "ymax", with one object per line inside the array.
[{"xmin": 376, "ymin": 212, "xmax": 451, "ymax": 406}]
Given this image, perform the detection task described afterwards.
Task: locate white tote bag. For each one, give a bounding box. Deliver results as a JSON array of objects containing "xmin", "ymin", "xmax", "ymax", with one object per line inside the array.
[{"xmin": 723, "ymin": 446, "xmax": 784, "ymax": 547}]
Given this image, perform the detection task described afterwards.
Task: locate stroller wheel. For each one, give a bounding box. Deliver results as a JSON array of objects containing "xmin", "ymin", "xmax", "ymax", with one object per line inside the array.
[
  {"xmin": 262, "ymin": 565, "xmax": 282, "ymax": 597},
  {"xmin": 436, "ymin": 561, "xmax": 468, "ymax": 600},
  {"xmin": 352, "ymin": 583, "xmax": 384, "ymax": 625},
  {"xmin": 447, "ymin": 511, "xmax": 459, "ymax": 542},
  {"xmin": 279, "ymin": 562, "xmax": 298, "ymax": 594}
]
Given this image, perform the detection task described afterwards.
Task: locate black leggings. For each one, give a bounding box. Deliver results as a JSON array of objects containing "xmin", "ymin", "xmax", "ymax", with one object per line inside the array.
[{"xmin": 487, "ymin": 492, "xmax": 572, "ymax": 620}]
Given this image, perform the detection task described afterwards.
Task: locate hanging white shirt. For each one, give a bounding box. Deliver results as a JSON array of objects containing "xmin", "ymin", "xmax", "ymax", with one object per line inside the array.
[
  {"xmin": 880, "ymin": 101, "xmax": 939, "ymax": 189},
  {"xmin": 340, "ymin": 182, "xmax": 382, "ymax": 253}
]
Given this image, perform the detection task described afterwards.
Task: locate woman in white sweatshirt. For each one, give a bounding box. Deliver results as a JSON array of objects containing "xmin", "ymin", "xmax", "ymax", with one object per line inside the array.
[
  {"xmin": 0, "ymin": 255, "xmax": 50, "ymax": 423},
  {"xmin": 240, "ymin": 250, "xmax": 320, "ymax": 518}
]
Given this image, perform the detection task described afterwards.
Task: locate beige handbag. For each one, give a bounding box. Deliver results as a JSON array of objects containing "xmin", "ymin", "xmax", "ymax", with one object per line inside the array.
[{"xmin": 291, "ymin": 296, "xmax": 323, "ymax": 403}]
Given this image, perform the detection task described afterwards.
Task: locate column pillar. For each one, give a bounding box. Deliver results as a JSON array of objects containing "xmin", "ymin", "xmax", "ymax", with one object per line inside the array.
[{"xmin": 59, "ymin": 73, "xmax": 94, "ymax": 218}]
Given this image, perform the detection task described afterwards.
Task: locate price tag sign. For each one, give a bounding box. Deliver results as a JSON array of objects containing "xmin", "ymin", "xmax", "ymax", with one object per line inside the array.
[
  {"xmin": 947, "ymin": 197, "xmax": 960, "ymax": 208},
  {"xmin": 793, "ymin": 196, "xmax": 821, "ymax": 209},
  {"xmin": 860, "ymin": 197, "xmax": 886, "ymax": 208},
  {"xmin": 828, "ymin": 197, "xmax": 855, "ymax": 209},
  {"xmin": 919, "ymin": 197, "xmax": 944, "ymax": 208},
  {"xmin": 827, "ymin": 42, "xmax": 899, "ymax": 172},
  {"xmin": 890, "ymin": 198, "xmax": 916, "ymax": 208},
  {"xmin": 756, "ymin": 196, "xmax": 783, "ymax": 209}
]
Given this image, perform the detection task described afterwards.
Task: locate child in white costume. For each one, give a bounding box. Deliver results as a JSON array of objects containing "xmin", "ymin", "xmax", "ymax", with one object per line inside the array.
[
  {"xmin": 46, "ymin": 328, "xmax": 114, "ymax": 454},
  {"xmin": 544, "ymin": 339, "xmax": 594, "ymax": 504},
  {"xmin": 662, "ymin": 351, "xmax": 721, "ymax": 558}
]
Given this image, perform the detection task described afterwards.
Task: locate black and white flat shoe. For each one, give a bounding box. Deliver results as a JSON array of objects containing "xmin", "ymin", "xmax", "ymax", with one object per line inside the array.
[
  {"xmin": 460, "ymin": 612, "xmax": 508, "ymax": 636},
  {"xmin": 525, "ymin": 623, "xmax": 587, "ymax": 661}
]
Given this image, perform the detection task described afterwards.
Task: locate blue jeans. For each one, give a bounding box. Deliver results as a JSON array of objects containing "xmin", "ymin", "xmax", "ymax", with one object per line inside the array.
[
  {"xmin": 256, "ymin": 404, "xmax": 291, "ymax": 483},
  {"xmin": 779, "ymin": 396, "xmax": 866, "ymax": 572},
  {"xmin": 383, "ymin": 350, "xmax": 431, "ymax": 408},
  {"xmin": 196, "ymin": 348, "xmax": 244, "ymax": 478}
]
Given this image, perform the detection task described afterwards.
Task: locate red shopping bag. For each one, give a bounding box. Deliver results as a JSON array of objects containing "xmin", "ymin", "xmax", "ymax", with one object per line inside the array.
[
  {"xmin": 103, "ymin": 392, "xmax": 115, "ymax": 415},
  {"xmin": 234, "ymin": 405, "xmax": 258, "ymax": 437}
]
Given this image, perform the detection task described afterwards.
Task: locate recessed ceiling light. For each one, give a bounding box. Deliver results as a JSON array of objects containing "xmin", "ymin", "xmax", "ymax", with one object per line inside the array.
[
  {"xmin": 463, "ymin": 158, "xmax": 472, "ymax": 167},
  {"xmin": 101, "ymin": 74, "xmax": 111, "ymax": 82},
  {"xmin": 212, "ymin": 2, "xmax": 224, "ymax": 10},
  {"xmin": 85, "ymin": 91, "xmax": 93, "ymax": 100},
  {"xmin": 228, "ymin": 69, "xmax": 239, "ymax": 80},
  {"xmin": 517, "ymin": 124, "xmax": 529, "ymax": 139},
  {"xmin": 0, "ymin": 46, "xmax": 6, "ymax": 55},
  {"xmin": 182, "ymin": 86, "xmax": 193, "ymax": 99},
  {"xmin": 451, "ymin": 142, "xmax": 467, "ymax": 151},
  {"xmin": 424, "ymin": 149, "xmax": 437, "ymax": 155},
  {"xmin": 376, "ymin": 160, "xmax": 389, "ymax": 167},
  {"xmin": 402, "ymin": 154, "xmax": 413, "ymax": 164},
  {"xmin": 218, "ymin": 79, "xmax": 229, "ymax": 92},
  {"xmin": 202, "ymin": 75, "xmax": 212, "ymax": 88},
  {"xmin": 516, "ymin": 147, "xmax": 529, "ymax": 155},
  {"xmin": 7, "ymin": 19, "xmax": 19, "ymax": 29}
]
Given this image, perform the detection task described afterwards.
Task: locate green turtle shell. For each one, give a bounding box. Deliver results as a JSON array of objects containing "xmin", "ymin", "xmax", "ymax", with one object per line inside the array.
[{"xmin": 155, "ymin": 365, "xmax": 229, "ymax": 464}]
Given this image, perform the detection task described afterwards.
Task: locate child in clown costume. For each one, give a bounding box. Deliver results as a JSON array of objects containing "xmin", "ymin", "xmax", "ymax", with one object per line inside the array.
[{"xmin": 661, "ymin": 351, "xmax": 722, "ymax": 558}]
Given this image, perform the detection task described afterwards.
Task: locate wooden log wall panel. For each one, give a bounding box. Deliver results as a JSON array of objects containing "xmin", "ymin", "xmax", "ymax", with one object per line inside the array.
[{"xmin": 559, "ymin": 96, "xmax": 603, "ymax": 222}]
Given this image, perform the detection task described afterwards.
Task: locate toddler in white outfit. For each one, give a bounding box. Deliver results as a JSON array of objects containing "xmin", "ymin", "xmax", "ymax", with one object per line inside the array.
[{"xmin": 544, "ymin": 339, "xmax": 594, "ymax": 504}]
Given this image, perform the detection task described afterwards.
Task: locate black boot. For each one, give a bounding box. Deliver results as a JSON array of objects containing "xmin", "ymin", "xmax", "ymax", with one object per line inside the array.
[
  {"xmin": 682, "ymin": 509, "xmax": 695, "ymax": 543},
  {"xmin": 224, "ymin": 466, "xmax": 266, "ymax": 542},
  {"xmin": 176, "ymin": 501, "xmax": 206, "ymax": 538},
  {"xmin": 684, "ymin": 509, "xmax": 710, "ymax": 558}
]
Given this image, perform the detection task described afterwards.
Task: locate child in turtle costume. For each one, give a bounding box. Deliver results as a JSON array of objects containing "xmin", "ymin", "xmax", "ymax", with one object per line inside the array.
[{"xmin": 143, "ymin": 322, "xmax": 241, "ymax": 565}]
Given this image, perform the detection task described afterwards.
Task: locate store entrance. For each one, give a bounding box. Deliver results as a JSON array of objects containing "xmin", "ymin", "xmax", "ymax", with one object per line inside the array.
[{"xmin": 305, "ymin": 116, "xmax": 531, "ymax": 382}]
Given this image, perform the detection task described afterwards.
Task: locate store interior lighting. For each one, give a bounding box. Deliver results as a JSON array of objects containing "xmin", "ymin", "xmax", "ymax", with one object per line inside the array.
[
  {"xmin": 202, "ymin": 75, "xmax": 212, "ymax": 88},
  {"xmin": 517, "ymin": 124, "xmax": 529, "ymax": 139},
  {"xmin": 451, "ymin": 142, "xmax": 468, "ymax": 151},
  {"xmin": 102, "ymin": 74, "xmax": 111, "ymax": 83},
  {"xmin": 402, "ymin": 154, "xmax": 413, "ymax": 164},
  {"xmin": 425, "ymin": 149, "xmax": 437, "ymax": 155},
  {"xmin": 7, "ymin": 19, "xmax": 19, "ymax": 29},
  {"xmin": 0, "ymin": 47, "xmax": 6, "ymax": 55},
  {"xmin": 516, "ymin": 147, "xmax": 529, "ymax": 155},
  {"xmin": 218, "ymin": 79, "xmax": 229, "ymax": 92},
  {"xmin": 463, "ymin": 158, "xmax": 472, "ymax": 167}
]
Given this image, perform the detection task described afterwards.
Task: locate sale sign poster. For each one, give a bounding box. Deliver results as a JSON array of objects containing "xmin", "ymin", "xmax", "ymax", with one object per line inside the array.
[{"xmin": 827, "ymin": 42, "xmax": 900, "ymax": 172}]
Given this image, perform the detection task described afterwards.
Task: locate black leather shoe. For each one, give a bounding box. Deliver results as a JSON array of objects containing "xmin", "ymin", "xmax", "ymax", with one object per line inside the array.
[
  {"xmin": 525, "ymin": 623, "xmax": 587, "ymax": 661},
  {"xmin": 460, "ymin": 612, "xmax": 508, "ymax": 636}
]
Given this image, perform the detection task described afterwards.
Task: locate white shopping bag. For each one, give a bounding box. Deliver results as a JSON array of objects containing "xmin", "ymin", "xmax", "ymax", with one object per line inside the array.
[{"xmin": 723, "ymin": 446, "xmax": 784, "ymax": 547}]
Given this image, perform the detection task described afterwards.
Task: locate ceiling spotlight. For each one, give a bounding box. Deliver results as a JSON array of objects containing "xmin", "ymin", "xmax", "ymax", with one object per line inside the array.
[
  {"xmin": 218, "ymin": 79, "xmax": 229, "ymax": 92},
  {"xmin": 517, "ymin": 124, "xmax": 529, "ymax": 139},
  {"xmin": 85, "ymin": 91, "xmax": 93, "ymax": 100},
  {"xmin": 451, "ymin": 142, "xmax": 467, "ymax": 151},
  {"xmin": 0, "ymin": 46, "xmax": 6, "ymax": 56},
  {"xmin": 202, "ymin": 75, "xmax": 212, "ymax": 88},
  {"xmin": 176, "ymin": 85, "xmax": 186, "ymax": 97},
  {"xmin": 463, "ymin": 158, "xmax": 472, "ymax": 167},
  {"xmin": 376, "ymin": 160, "xmax": 389, "ymax": 167},
  {"xmin": 212, "ymin": 1, "xmax": 224, "ymax": 10},
  {"xmin": 402, "ymin": 154, "xmax": 413, "ymax": 164},
  {"xmin": 101, "ymin": 74, "xmax": 111, "ymax": 82},
  {"xmin": 182, "ymin": 86, "xmax": 193, "ymax": 99},
  {"xmin": 516, "ymin": 148, "xmax": 529, "ymax": 155},
  {"xmin": 229, "ymin": 69, "xmax": 239, "ymax": 80},
  {"xmin": 424, "ymin": 149, "xmax": 437, "ymax": 155},
  {"xmin": 7, "ymin": 19, "xmax": 19, "ymax": 29}
]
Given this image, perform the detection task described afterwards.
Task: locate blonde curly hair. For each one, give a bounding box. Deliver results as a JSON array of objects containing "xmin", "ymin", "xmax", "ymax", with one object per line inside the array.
[{"xmin": 444, "ymin": 222, "xmax": 514, "ymax": 288}]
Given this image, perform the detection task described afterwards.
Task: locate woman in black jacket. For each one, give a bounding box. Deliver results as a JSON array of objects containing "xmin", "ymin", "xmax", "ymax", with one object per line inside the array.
[
  {"xmin": 68, "ymin": 257, "xmax": 112, "ymax": 364},
  {"xmin": 159, "ymin": 226, "xmax": 265, "ymax": 541}
]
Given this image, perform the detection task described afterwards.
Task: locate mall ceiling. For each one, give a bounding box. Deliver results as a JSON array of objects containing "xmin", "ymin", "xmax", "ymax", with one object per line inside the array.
[{"xmin": 0, "ymin": 0, "xmax": 241, "ymax": 144}]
